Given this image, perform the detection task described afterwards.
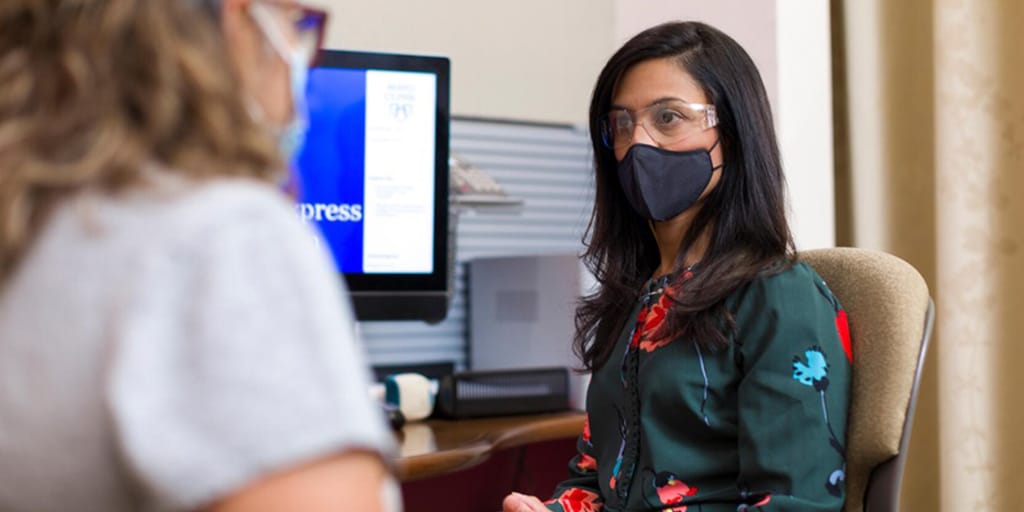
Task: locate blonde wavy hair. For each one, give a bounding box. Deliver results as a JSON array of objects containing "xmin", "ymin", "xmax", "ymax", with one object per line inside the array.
[{"xmin": 0, "ymin": 0, "xmax": 282, "ymax": 281}]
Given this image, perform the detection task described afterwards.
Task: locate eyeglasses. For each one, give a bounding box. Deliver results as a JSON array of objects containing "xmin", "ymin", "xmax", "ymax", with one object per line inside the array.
[
  {"xmin": 250, "ymin": 0, "xmax": 329, "ymax": 67},
  {"xmin": 600, "ymin": 100, "xmax": 718, "ymax": 150}
]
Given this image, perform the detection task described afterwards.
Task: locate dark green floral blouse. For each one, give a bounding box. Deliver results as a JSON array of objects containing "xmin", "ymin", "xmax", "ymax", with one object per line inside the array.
[{"xmin": 545, "ymin": 262, "xmax": 852, "ymax": 512}]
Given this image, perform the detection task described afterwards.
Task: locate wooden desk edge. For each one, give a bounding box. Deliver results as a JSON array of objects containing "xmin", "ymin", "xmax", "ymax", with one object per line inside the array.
[{"xmin": 397, "ymin": 411, "xmax": 585, "ymax": 481}]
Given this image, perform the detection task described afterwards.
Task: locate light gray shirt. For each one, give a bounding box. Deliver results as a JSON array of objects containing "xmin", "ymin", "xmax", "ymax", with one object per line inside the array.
[{"xmin": 0, "ymin": 176, "xmax": 394, "ymax": 511}]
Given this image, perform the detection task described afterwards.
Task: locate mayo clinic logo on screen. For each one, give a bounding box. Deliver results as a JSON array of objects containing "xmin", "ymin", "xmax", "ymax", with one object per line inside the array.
[
  {"xmin": 297, "ymin": 202, "xmax": 363, "ymax": 222},
  {"xmin": 389, "ymin": 102, "xmax": 413, "ymax": 121},
  {"xmin": 386, "ymin": 82, "xmax": 417, "ymax": 122}
]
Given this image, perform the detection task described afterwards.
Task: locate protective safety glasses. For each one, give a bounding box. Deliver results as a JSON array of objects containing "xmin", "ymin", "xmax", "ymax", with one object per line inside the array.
[
  {"xmin": 250, "ymin": 0, "xmax": 328, "ymax": 67},
  {"xmin": 600, "ymin": 100, "xmax": 718, "ymax": 150}
]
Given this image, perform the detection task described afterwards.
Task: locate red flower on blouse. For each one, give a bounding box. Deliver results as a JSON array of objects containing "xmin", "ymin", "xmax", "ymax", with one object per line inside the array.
[
  {"xmin": 835, "ymin": 309, "xmax": 853, "ymax": 363},
  {"xmin": 634, "ymin": 281, "xmax": 685, "ymax": 352},
  {"xmin": 545, "ymin": 488, "xmax": 603, "ymax": 512},
  {"xmin": 576, "ymin": 453, "xmax": 598, "ymax": 472},
  {"xmin": 582, "ymin": 416, "xmax": 592, "ymax": 443},
  {"xmin": 655, "ymin": 474, "xmax": 698, "ymax": 507}
]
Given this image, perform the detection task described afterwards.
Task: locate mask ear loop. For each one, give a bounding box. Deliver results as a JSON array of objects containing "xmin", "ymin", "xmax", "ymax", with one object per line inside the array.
[
  {"xmin": 250, "ymin": 4, "xmax": 293, "ymax": 60},
  {"xmin": 246, "ymin": 5, "xmax": 290, "ymax": 128},
  {"xmin": 707, "ymin": 138, "xmax": 724, "ymax": 171}
]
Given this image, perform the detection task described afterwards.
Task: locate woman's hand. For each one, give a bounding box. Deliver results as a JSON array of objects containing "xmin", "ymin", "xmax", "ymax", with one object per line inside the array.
[{"xmin": 502, "ymin": 492, "xmax": 549, "ymax": 512}]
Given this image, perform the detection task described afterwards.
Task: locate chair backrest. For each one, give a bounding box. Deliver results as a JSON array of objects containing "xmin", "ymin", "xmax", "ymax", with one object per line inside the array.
[{"xmin": 799, "ymin": 248, "xmax": 934, "ymax": 512}]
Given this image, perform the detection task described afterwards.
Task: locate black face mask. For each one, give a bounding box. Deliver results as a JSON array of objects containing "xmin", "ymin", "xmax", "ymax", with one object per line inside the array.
[{"xmin": 615, "ymin": 141, "xmax": 722, "ymax": 221}]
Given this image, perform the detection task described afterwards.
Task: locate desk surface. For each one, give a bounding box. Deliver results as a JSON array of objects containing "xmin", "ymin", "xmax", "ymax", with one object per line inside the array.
[{"xmin": 395, "ymin": 411, "xmax": 585, "ymax": 481}]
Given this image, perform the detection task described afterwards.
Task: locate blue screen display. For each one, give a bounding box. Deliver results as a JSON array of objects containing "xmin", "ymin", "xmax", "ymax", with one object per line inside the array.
[
  {"xmin": 294, "ymin": 66, "xmax": 439, "ymax": 275},
  {"xmin": 295, "ymin": 68, "xmax": 367, "ymax": 273}
]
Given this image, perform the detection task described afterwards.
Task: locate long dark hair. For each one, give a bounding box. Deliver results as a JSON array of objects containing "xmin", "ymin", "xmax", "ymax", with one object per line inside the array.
[{"xmin": 575, "ymin": 21, "xmax": 794, "ymax": 370}]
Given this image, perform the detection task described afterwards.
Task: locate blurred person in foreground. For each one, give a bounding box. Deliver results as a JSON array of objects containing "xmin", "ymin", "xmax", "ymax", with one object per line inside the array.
[{"xmin": 0, "ymin": 1, "xmax": 398, "ymax": 511}]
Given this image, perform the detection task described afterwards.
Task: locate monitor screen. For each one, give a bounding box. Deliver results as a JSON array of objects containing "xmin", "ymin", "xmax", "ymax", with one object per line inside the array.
[{"xmin": 295, "ymin": 50, "xmax": 451, "ymax": 322}]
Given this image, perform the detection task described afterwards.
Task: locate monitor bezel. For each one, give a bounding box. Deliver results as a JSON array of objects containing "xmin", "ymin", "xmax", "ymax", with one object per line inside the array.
[{"xmin": 310, "ymin": 49, "xmax": 451, "ymax": 313}]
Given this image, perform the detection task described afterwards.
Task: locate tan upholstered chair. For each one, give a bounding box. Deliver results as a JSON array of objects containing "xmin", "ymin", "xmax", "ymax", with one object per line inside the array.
[{"xmin": 800, "ymin": 248, "xmax": 934, "ymax": 512}]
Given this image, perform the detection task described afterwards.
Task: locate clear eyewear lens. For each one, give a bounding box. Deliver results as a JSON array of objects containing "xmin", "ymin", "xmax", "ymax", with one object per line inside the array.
[{"xmin": 603, "ymin": 102, "xmax": 717, "ymax": 149}]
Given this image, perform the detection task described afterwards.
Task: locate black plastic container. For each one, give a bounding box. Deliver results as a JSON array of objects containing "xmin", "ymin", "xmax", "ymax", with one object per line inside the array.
[{"xmin": 435, "ymin": 367, "xmax": 570, "ymax": 419}]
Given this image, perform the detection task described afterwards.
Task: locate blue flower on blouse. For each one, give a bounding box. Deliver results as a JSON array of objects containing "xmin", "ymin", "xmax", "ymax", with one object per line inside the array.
[{"xmin": 793, "ymin": 347, "xmax": 829, "ymax": 386}]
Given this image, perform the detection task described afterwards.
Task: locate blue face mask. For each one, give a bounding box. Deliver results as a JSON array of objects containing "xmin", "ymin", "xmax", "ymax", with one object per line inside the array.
[
  {"xmin": 249, "ymin": 4, "xmax": 312, "ymax": 163},
  {"xmin": 276, "ymin": 48, "xmax": 310, "ymax": 163}
]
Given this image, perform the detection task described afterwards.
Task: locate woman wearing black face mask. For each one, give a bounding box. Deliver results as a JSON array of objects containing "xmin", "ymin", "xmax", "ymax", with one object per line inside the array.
[{"xmin": 503, "ymin": 22, "xmax": 852, "ymax": 512}]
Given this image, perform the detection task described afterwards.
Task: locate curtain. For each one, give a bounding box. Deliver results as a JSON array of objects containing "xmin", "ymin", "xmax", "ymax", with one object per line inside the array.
[{"xmin": 832, "ymin": 0, "xmax": 1024, "ymax": 509}]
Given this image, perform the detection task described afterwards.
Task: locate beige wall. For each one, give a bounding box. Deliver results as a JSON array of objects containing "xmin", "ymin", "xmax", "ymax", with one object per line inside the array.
[
  {"xmin": 314, "ymin": 1, "xmax": 835, "ymax": 248},
  {"xmin": 775, "ymin": 0, "xmax": 835, "ymax": 250},
  {"xmin": 318, "ymin": 0, "xmax": 615, "ymax": 125}
]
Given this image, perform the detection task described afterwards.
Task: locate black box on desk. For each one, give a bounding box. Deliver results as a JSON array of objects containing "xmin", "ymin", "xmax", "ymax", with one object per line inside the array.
[{"xmin": 435, "ymin": 367, "xmax": 569, "ymax": 419}]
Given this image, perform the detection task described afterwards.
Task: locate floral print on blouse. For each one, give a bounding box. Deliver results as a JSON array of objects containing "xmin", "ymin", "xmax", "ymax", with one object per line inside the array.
[{"xmin": 545, "ymin": 262, "xmax": 853, "ymax": 512}]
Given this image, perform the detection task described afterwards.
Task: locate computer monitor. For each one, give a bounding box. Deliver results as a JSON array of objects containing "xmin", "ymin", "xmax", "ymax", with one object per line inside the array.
[{"xmin": 295, "ymin": 50, "xmax": 451, "ymax": 323}]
